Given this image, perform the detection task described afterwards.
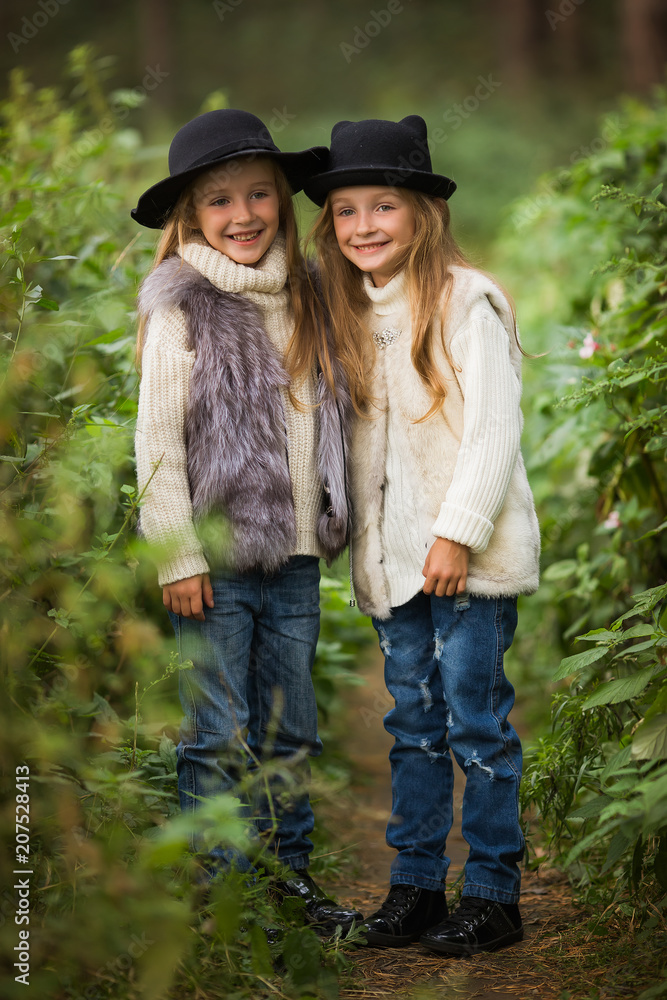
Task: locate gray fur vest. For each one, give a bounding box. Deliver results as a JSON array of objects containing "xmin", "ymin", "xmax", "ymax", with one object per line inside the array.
[{"xmin": 139, "ymin": 256, "xmax": 352, "ymax": 572}]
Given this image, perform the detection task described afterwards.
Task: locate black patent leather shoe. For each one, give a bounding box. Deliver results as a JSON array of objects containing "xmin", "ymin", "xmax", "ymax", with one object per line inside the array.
[
  {"xmin": 275, "ymin": 869, "xmax": 363, "ymax": 933},
  {"xmin": 360, "ymin": 884, "xmax": 448, "ymax": 947},
  {"xmin": 420, "ymin": 896, "xmax": 523, "ymax": 956}
]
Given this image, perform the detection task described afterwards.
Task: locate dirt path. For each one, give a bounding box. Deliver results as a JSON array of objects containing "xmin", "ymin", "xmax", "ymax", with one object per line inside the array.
[{"xmin": 322, "ymin": 646, "xmax": 578, "ymax": 1000}]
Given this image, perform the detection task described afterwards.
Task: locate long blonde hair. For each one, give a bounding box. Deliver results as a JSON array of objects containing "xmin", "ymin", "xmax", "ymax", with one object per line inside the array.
[
  {"xmin": 308, "ymin": 188, "xmax": 520, "ymax": 421},
  {"xmin": 136, "ymin": 156, "xmax": 333, "ymax": 404}
]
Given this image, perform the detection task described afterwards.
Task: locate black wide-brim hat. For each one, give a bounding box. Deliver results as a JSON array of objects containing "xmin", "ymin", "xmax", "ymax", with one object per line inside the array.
[
  {"xmin": 131, "ymin": 109, "xmax": 328, "ymax": 229},
  {"xmin": 304, "ymin": 115, "xmax": 456, "ymax": 207}
]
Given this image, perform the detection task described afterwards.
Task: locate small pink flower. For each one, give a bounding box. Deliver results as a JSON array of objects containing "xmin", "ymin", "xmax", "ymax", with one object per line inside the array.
[
  {"xmin": 579, "ymin": 332, "xmax": 600, "ymax": 359},
  {"xmin": 603, "ymin": 510, "xmax": 621, "ymax": 530}
]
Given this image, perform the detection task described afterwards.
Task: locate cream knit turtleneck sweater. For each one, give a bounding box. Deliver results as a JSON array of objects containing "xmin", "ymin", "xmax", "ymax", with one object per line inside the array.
[
  {"xmin": 363, "ymin": 272, "xmax": 426, "ymax": 609},
  {"xmin": 135, "ymin": 236, "xmax": 325, "ymax": 586}
]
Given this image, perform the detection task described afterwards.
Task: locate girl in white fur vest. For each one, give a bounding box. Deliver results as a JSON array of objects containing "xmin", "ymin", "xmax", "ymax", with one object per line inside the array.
[
  {"xmin": 131, "ymin": 109, "xmax": 362, "ymax": 933},
  {"xmin": 305, "ymin": 116, "xmax": 540, "ymax": 955}
]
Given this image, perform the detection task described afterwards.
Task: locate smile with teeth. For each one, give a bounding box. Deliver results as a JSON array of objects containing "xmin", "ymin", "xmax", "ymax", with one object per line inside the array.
[
  {"xmin": 229, "ymin": 231, "xmax": 262, "ymax": 242},
  {"xmin": 353, "ymin": 241, "xmax": 390, "ymax": 252}
]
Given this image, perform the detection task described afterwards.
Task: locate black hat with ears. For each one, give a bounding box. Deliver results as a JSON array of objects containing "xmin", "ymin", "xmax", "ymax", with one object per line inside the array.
[
  {"xmin": 303, "ymin": 115, "xmax": 456, "ymax": 207},
  {"xmin": 131, "ymin": 108, "xmax": 328, "ymax": 229}
]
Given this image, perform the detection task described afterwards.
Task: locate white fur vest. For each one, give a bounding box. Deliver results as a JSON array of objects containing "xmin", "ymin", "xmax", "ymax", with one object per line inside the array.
[
  {"xmin": 138, "ymin": 256, "xmax": 352, "ymax": 572},
  {"xmin": 350, "ymin": 265, "xmax": 541, "ymax": 619}
]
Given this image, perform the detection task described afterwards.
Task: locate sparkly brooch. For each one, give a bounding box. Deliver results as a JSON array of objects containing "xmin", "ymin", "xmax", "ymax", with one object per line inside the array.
[{"xmin": 373, "ymin": 326, "xmax": 402, "ymax": 349}]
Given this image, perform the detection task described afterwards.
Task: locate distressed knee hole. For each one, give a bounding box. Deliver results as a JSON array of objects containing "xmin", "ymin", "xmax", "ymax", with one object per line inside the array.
[
  {"xmin": 464, "ymin": 749, "xmax": 495, "ymax": 779},
  {"xmin": 378, "ymin": 626, "xmax": 392, "ymax": 657},
  {"xmin": 419, "ymin": 678, "xmax": 433, "ymax": 712},
  {"xmin": 420, "ymin": 737, "xmax": 446, "ymax": 763}
]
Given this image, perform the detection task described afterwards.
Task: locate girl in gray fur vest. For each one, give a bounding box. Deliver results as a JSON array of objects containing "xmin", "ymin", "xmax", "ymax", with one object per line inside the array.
[
  {"xmin": 131, "ymin": 109, "xmax": 362, "ymax": 932},
  {"xmin": 305, "ymin": 116, "xmax": 540, "ymax": 954}
]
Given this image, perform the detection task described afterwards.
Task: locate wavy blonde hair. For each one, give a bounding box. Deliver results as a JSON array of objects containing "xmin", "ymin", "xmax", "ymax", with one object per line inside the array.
[
  {"xmin": 308, "ymin": 188, "xmax": 520, "ymax": 421},
  {"xmin": 136, "ymin": 156, "xmax": 333, "ymax": 405}
]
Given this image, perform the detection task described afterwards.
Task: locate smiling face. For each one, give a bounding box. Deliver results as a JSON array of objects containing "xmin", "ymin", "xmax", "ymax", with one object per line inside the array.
[
  {"xmin": 191, "ymin": 157, "xmax": 281, "ymax": 265},
  {"xmin": 330, "ymin": 185, "xmax": 417, "ymax": 287}
]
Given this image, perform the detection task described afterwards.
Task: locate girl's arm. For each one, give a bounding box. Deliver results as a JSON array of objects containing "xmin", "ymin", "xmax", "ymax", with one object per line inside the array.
[
  {"xmin": 135, "ymin": 307, "xmax": 212, "ymax": 611},
  {"xmin": 427, "ymin": 303, "xmax": 522, "ymax": 581}
]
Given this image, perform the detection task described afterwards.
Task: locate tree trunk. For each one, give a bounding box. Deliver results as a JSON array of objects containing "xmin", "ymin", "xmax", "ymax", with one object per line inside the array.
[
  {"xmin": 138, "ymin": 0, "xmax": 173, "ymax": 111},
  {"xmin": 621, "ymin": 0, "xmax": 667, "ymax": 93},
  {"xmin": 497, "ymin": 0, "xmax": 540, "ymax": 94}
]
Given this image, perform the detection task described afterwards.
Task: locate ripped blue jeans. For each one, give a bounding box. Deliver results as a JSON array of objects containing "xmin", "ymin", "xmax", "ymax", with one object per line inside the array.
[
  {"xmin": 169, "ymin": 555, "xmax": 322, "ymax": 873},
  {"xmin": 373, "ymin": 590, "xmax": 523, "ymax": 903}
]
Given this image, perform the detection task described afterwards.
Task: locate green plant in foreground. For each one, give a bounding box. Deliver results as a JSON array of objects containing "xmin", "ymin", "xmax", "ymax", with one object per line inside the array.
[
  {"xmin": 0, "ymin": 51, "xmax": 374, "ymax": 1000},
  {"xmin": 501, "ymin": 90, "xmax": 667, "ymax": 998},
  {"xmin": 523, "ymin": 584, "xmax": 667, "ymax": 882}
]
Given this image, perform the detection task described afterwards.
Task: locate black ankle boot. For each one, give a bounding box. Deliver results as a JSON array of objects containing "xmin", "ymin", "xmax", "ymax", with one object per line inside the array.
[
  {"xmin": 420, "ymin": 896, "xmax": 523, "ymax": 956},
  {"xmin": 275, "ymin": 869, "xmax": 363, "ymax": 934},
  {"xmin": 360, "ymin": 884, "xmax": 448, "ymax": 947}
]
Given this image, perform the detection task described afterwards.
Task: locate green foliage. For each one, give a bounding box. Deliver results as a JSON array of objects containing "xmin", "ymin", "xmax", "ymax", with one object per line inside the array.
[
  {"xmin": 497, "ymin": 90, "xmax": 667, "ymax": 979},
  {"xmin": 0, "ymin": 51, "xmax": 372, "ymax": 999}
]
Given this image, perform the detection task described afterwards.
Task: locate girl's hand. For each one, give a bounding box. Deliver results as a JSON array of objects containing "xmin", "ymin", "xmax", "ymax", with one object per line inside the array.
[
  {"xmin": 163, "ymin": 573, "xmax": 214, "ymax": 621},
  {"xmin": 422, "ymin": 538, "xmax": 469, "ymax": 598}
]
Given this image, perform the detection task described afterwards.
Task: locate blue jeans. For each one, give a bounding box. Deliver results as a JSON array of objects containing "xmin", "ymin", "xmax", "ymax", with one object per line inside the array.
[
  {"xmin": 373, "ymin": 591, "xmax": 523, "ymax": 904},
  {"xmin": 169, "ymin": 555, "xmax": 322, "ymax": 872}
]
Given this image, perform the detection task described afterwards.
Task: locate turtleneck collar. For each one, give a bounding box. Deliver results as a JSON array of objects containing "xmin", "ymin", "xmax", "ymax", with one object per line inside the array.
[
  {"xmin": 180, "ymin": 231, "xmax": 288, "ymax": 297},
  {"xmin": 362, "ymin": 268, "xmax": 408, "ymax": 316}
]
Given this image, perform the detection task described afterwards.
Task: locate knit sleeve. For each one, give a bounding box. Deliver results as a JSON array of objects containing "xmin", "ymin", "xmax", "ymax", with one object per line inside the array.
[
  {"xmin": 135, "ymin": 306, "xmax": 210, "ymax": 585},
  {"xmin": 431, "ymin": 305, "xmax": 522, "ymax": 553}
]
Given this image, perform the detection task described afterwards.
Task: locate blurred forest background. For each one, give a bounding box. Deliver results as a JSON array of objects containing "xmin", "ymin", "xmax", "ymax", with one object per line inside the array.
[
  {"xmin": 1, "ymin": 1, "xmax": 667, "ymax": 999},
  {"xmin": 2, "ymin": 0, "xmax": 667, "ymax": 249}
]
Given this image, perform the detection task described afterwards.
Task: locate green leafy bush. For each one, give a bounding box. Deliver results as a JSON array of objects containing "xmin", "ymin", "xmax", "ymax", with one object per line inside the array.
[
  {"xmin": 0, "ymin": 49, "xmax": 373, "ymax": 1000},
  {"xmin": 495, "ymin": 91, "xmax": 667, "ymax": 972}
]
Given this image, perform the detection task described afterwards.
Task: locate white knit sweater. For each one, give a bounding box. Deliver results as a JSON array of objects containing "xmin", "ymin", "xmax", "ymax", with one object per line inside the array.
[
  {"xmin": 350, "ymin": 266, "xmax": 540, "ymax": 618},
  {"xmin": 135, "ymin": 236, "xmax": 325, "ymax": 585},
  {"xmin": 364, "ymin": 281, "xmax": 426, "ymax": 609}
]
